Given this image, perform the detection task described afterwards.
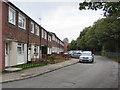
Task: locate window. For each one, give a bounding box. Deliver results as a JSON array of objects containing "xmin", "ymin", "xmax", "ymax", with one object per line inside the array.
[
  {"xmin": 57, "ymin": 40, "xmax": 59, "ymax": 43},
  {"xmin": 44, "ymin": 31, "xmax": 47, "ymax": 39},
  {"xmin": 42, "ymin": 29, "xmax": 44, "ymax": 38},
  {"xmin": 52, "ymin": 35, "xmax": 55, "ymax": 41},
  {"xmin": 48, "ymin": 35, "xmax": 51, "ymax": 42},
  {"xmin": 8, "ymin": 7, "xmax": 16, "ymax": 25},
  {"xmin": 34, "ymin": 45, "xmax": 39, "ymax": 53},
  {"xmin": 18, "ymin": 14, "xmax": 26, "ymax": 29},
  {"xmin": 42, "ymin": 29, "xmax": 47, "ymax": 39},
  {"xmin": 35, "ymin": 25, "xmax": 39, "ymax": 36},
  {"xmin": 55, "ymin": 38, "xmax": 57, "ymax": 42},
  {"xmin": 30, "ymin": 22, "xmax": 34, "ymax": 33},
  {"xmin": 17, "ymin": 43, "xmax": 24, "ymax": 54}
]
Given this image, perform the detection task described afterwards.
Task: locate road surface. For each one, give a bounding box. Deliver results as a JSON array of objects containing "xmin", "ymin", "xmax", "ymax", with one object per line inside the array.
[{"xmin": 2, "ymin": 56, "xmax": 119, "ymax": 88}]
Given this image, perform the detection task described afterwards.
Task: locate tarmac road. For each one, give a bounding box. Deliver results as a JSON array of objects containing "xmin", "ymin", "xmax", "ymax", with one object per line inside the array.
[{"xmin": 2, "ymin": 56, "xmax": 119, "ymax": 88}]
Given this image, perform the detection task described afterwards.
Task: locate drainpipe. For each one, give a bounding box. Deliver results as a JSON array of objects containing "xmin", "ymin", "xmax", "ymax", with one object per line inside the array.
[
  {"xmin": 47, "ymin": 32, "xmax": 48, "ymax": 55},
  {"xmin": 27, "ymin": 19, "xmax": 29, "ymax": 63},
  {"xmin": 40, "ymin": 26, "xmax": 42, "ymax": 59}
]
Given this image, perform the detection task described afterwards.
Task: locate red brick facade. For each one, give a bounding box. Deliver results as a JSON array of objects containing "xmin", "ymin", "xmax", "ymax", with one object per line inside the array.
[
  {"xmin": 0, "ymin": 1, "xmax": 5, "ymax": 71},
  {"xmin": 0, "ymin": 1, "xmax": 64, "ymax": 71}
]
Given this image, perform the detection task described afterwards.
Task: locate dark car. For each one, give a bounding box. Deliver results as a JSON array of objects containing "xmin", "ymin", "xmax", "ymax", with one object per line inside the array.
[{"xmin": 71, "ymin": 50, "xmax": 82, "ymax": 58}]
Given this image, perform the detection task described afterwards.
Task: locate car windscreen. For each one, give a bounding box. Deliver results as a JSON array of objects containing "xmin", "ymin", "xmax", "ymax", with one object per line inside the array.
[{"xmin": 81, "ymin": 53, "xmax": 91, "ymax": 56}]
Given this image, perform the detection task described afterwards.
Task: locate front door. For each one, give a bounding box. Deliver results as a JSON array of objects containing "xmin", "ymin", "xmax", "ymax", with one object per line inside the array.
[
  {"xmin": 28, "ymin": 45, "xmax": 31, "ymax": 61},
  {"xmin": 5, "ymin": 42, "xmax": 9, "ymax": 67},
  {"xmin": 17, "ymin": 43, "xmax": 24, "ymax": 65}
]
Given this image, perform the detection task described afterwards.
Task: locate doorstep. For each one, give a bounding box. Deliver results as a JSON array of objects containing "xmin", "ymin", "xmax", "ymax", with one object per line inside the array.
[{"xmin": 5, "ymin": 67, "xmax": 22, "ymax": 72}]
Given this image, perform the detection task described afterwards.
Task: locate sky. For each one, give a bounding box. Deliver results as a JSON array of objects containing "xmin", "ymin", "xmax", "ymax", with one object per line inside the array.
[{"xmin": 9, "ymin": 0, "xmax": 104, "ymax": 43}]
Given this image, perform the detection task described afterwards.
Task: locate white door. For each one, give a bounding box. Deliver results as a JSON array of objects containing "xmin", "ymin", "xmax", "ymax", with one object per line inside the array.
[
  {"xmin": 28, "ymin": 46, "xmax": 31, "ymax": 61},
  {"xmin": 47, "ymin": 47, "xmax": 49, "ymax": 54},
  {"xmin": 5, "ymin": 42, "xmax": 9, "ymax": 67},
  {"xmin": 17, "ymin": 43, "xmax": 24, "ymax": 65}
]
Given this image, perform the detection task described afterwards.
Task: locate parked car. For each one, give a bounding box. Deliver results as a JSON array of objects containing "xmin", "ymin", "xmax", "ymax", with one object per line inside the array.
[
  {"xmin": 68, "ymin": 51, "xmax": 75, "ymax": 55},
  {"xmin": 63, "ymin": 52, "xmax": 69, "ymax": 54},
  {"xmin": 71, "ymin": 50, "xmax": 82, "ymax": 58},
  {"xmin": 79, "ymin": 51, "xmax": 94, "ymax": 63}
]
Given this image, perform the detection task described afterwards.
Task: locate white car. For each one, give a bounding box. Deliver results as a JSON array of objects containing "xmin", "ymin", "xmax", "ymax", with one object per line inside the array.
[{"xmin": 79, "ymin": 51, "xmax": 94, "ymax": 63}]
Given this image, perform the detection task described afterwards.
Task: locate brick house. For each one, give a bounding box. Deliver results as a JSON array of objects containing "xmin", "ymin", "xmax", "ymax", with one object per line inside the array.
[
  {"xmin": 52, "ymin": 32, "xmax": 64, "ymax": 53},
  {"xmin": 0, "ymin": 1, "xmax": 64, "ymax": 72}
]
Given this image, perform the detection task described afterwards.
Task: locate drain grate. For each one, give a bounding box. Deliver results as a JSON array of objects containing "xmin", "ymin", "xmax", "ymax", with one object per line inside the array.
[{"xmin": 60, "ymin": 82, "xmax": 76, "ymax": 87}]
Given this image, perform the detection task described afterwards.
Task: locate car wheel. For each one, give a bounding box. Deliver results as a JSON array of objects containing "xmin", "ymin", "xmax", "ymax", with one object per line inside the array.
[
  {"xmin": 79, "ymin": 61, "xmax": 82, "ymax": 63},
  {"xmin": 91, "ymin": 60, "xmax": 94, "ymax": 63}
]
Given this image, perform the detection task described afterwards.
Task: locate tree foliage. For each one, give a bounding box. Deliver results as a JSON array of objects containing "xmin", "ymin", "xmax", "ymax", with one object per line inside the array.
[
  {"xmin": 68, "ymin": 16, "xmax": 120, "ymax": 52},
  {"xmin": 68, "ymin": 1, "xmax": 120, "ymax": 53},
  {"xmin": 63, "ymin": 38, "xmax": 69, "ymax": 43},
  {"xmin": 79, "ymin": 1, "xmax": 120, "ymax": 17}
]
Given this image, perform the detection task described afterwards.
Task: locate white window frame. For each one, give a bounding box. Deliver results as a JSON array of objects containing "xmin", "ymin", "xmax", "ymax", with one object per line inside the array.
[
  {"xmin": 17, "ymin": 43, "xmax": 24, "ymax": 54},
  {"xmin": 44, "ymin": 31, "xmax": 47, "ymax": 39},
  {"xmin": 31, "ymin": 22, "xmax": 34, "ymax": 33},
  {"xmin": 42, "ymin": 29, "xmax": 47, "ymax": 39},
  {"xmin": 42, "ymin": 29, "xmax": 44, "ymax": 38},
  {"xmin": 18, "ymin": 14, "xmax": 26, "ymax": 30},
  {"xmin": 35, "ymin": 25, "xmax": 39, "ymax": 36},
  {"xmin": 52, "ymin": 35, "xmax": 55, "ymax": 41},
  {"xmin": 8, "ymin": 7, "xmax": 16, "ymax": 25},
  {"xmin": 48, "ymin": 35, "xmax": 51, "ymax": 42}
]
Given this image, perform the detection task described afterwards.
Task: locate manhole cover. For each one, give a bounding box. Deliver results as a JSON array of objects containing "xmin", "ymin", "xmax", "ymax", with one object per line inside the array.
[{"xmin": 60, "ymin": 82, "xmax": 76, "ymax": 87}]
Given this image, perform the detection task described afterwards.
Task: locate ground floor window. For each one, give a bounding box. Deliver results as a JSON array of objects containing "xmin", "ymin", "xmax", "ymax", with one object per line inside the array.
[{"xmin": 17, "ymin": 43, "xmax": 24, "ymax": 54}]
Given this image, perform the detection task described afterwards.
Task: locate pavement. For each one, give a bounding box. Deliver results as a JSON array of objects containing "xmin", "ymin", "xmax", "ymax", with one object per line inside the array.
[{"xmin": 0, "ymin": 58, "xmax": 79, "ymax": 83}]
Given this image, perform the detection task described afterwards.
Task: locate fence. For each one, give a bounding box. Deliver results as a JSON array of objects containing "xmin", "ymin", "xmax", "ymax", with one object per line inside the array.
[{"xmin": 105, "ymin": 52, "xmax": 120, "ymax": 59}]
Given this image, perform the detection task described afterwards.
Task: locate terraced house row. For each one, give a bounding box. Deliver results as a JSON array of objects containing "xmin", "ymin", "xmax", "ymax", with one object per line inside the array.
[{"xmin": 0, "ymin": 1, "xmax": 65, "ymax": 71}]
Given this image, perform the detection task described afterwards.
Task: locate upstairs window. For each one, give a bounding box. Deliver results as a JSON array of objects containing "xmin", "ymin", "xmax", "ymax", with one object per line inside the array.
[
  {"xmin": 57, "ymin": 40, "xmax": 59, "ymax": 43},
  {"xmin": 44, "ymin": 31, "xmax": 47, "ymax": 39},
  {"xmin": 18, "ymin": 14, "xmax": 26, "ymax": 29},
  {"xmin": 8, "ymin": 7, "xmax": 16, "ymax": 25},
  {"xmin": 52, "ymin": 35, "xmax": 55, "ymax": 41},
  {"xmin": 48, "ymin": 35, "xmax": 51, "ymax": 42},
  {"xmin": 42, "ymin": 29, "xmax": 44, "ymax": 38},
  {"xmin": 35, "ymin": 25, "xmax": 39, "ymax": 36},
  {"xmin": 30, "ymin": 22, "xmax": 34, "ymax": 33},
  {"xmin": 42, "ymin": 29, "xmax": 47, "ymax": 39}
]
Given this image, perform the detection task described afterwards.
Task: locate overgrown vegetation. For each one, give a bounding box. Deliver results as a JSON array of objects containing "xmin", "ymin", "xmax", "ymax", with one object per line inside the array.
[{"xmin": 48, "ymin": 54, "xmax": 57, "ymax": 64}]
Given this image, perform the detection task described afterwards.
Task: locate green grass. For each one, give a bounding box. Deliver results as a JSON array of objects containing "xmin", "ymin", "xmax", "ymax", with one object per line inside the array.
[
  {"xmin": 0, "ymin": 63, "xmax": 48, "ymax": 75},
  {"xmin": 14, "ymin": 63, "xmax": 48, "ymax": 70},
  {"xmin": 0, "ymin": 58, "xmax": 69, "ymax": 74}
]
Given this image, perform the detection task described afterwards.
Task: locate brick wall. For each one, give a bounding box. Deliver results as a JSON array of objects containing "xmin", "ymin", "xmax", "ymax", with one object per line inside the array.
[{"xmin": 0, "ymin": 2, "xmax": 5, "ymax": 71}]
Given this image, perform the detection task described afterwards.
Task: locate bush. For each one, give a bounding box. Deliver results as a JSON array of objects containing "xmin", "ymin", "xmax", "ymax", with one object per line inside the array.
[{"xmin": 48, "ymin": 54, "xmax": 57, "ymax": 64}]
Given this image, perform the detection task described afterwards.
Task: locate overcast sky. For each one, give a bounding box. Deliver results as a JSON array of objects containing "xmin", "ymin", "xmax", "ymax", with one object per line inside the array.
[{"xmin": 9, "ymin": 0, "xmax": 103, "ymax": 42}]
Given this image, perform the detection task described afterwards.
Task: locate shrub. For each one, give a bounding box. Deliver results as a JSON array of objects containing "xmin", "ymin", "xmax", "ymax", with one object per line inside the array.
[{"xmin": 49, "ymin": 54, "xmax": 57, "ymax": 64}]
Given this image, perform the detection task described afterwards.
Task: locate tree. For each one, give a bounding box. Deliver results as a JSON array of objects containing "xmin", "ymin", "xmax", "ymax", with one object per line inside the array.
[
  {"xmin": 68, "ymin": 1, "xmax": 120, "ymax": 53},
  {"xmin": 79, "ymin": 1, "xmax": 120, "ymax": 17},
  {"xmin": 63, "ymin": 38, "xmax": 69, "ymax": 43},
  {"xmin": 94, "ymin": 16, "xmax": 120, "ymax": 52},
  {"xmin": 68, "ymin": 40, "xmax": 77, "ymax": 50},
  {"xmin": 78, "ymin": 1, "xmax": 120, "ymax": 53}
]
